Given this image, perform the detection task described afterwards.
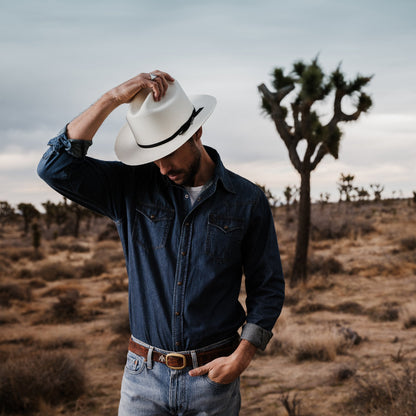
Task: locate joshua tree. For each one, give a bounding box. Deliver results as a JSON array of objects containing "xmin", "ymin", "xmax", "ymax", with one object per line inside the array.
[
  {"xmin": 31, "ymin": 222, "xmax": 41, "ymax": 253},
  {"xmin": 0, "ymin": 201, "xmax": 16, "ymax": 229},
  {"xmin": 17, "ymin": 203, "xmax": 40, "ymax": 235},
  {"xmin": 356, "ymin": 186, "xmax": 370, "ymax": 202},
  {"xmin": 283, "ymin": 185, "xmax": 299, "ymax": 206},
  {"xmin": 256, "ymin": 184, "xmax": 280, "ymax": 208},
  {"xmin": 370, "ymin": 183, "xmax": 384, "ymax": 201},
  {"xmin": 258, "ymin": 57, "xmax": 372, "ymax": 286},
  {"xmin": 337, "ymin": 173, "xmax": 356, "ymax": 202}
]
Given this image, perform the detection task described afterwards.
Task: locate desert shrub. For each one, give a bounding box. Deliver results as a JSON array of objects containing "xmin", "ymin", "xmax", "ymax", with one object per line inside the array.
[
  {"xmin": 308, "ymin": 255, "xmax": 343, "ymax": 276},
  {"xmin": 279, "ymin": 393, "xmax": 303, "ymax": 416},
  {"xmin": 332, "ymin": 364, "xmax": 356, "ymax": 383},
  {"xmin": 1, "ymin": 247, "xmax": 34, "ymax": 262},
  {"xmin": 38, "ymin": 337, "xmax": 78, "ymax": 350},
  {"xmin": 0, "ymin": 350, "xmax": 85, "ymax": 414},
  {"xmin": 49, "ymin": 240, "xmax": 70, "ymax": 251},
  {"xmin": 69, "ymin": 242, "xmax": 90, "ymax": 253},
  {"xmin": 400, "ymin": 236, "xmax": 416, "ymax": 251},
  {"xmin": 282, "ymin": 292, "xmax": 300, "ymax": 307},
  {"xmin": 368, "ymin": 302, "xmax": 400, "ymax": 322},
  {"xmin": 0, "ymin": 284, "xmax": 31, "ymax": 307},
  {"xmin": 293, "ymin": 330, "xmax": 349, "ymax": 362},
  {"xmin": 311, "ymin": 214, "xmax": 375, "ymax": 241},
  {"xmin": 51, "ymin": 289, "xmax": 80, "ymax": 321},
  {"xmin": 80, "ymin": 259, "xmax": 107, "ymax": 278},
  {"xmin": 0, "ymin": 311, "xmax": 20, "ymax": 325},
  {"xmin": 37, "ymin": 262, "xmax": 77, "ymax": 281},
  {"xmin": 333, "ymin": 301, "xmax": 365, "ymax": 315},
  {"xmin": 348, "ymin": 365, "xmax": 416, "ymax": 415},
  {"xmin": 28, "ymin": 278, "xmax": 46, "ymax": 289},
  {"xmin": 16, "ymin": 267, "xmax": 33, "ymax": 279},
  {"xmin": 294, "ymin": 302, "xmax": 330, "ymax": 314}
]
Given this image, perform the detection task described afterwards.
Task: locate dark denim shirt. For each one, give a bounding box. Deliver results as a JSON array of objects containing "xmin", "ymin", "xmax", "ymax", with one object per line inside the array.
[{"xmin": 37, "ymin": 128, "xmax": 285, "ymax": 351}]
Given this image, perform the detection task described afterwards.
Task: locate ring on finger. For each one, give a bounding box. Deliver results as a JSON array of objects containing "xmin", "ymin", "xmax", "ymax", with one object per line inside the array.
[{"xmin": 149, "ymin": 73, "xmax": 158, "ymax": 81}]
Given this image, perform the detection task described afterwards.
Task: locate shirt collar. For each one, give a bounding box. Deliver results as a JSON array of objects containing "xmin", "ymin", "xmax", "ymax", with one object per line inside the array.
[{"xmin": 204, "ymin": 146, "xmax": 236, "ymax": 194}]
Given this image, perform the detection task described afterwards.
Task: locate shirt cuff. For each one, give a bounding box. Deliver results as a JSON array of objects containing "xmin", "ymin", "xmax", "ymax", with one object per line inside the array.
[
  {"xmin": 47, "ymin": 125, "xmax": 92, "ymax": 159},
  {"xmin": 241, "ymin": 323, "xmax": 273, "ymax": 351}
]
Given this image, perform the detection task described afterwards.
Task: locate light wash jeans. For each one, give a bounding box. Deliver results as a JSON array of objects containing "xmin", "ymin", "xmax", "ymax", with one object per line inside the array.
[{"xmin": 118, "ymin": 337, "xmax": 241, "ymax": 416}]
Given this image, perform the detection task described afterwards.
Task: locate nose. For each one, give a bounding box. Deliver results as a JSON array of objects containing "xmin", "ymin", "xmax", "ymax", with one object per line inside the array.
[{"xmin": 155, "ymin": 157, "xmax": 171, "ymax": 176}]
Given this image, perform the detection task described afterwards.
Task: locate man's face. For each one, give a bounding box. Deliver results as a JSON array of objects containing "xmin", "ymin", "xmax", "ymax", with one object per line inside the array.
[{"xmin": 154, "ymin": 136, "xmax": 201, "ymax": 187}]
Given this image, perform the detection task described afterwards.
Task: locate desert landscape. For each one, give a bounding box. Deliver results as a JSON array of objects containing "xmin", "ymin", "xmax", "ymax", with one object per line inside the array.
[{"xmin": 1, "ymin": 196, "xmax": 416, "ymax": 415}]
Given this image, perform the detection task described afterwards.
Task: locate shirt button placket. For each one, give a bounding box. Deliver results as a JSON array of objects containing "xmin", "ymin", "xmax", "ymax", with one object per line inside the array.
[{"xmin": 173, "ymin": 218, "xmax": 191, "ymax": 350}]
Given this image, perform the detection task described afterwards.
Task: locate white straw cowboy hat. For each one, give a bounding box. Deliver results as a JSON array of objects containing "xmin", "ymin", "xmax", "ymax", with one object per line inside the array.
[{"xmin": 115, "ymin": 81, "xmax": 216, "ymax": 165}]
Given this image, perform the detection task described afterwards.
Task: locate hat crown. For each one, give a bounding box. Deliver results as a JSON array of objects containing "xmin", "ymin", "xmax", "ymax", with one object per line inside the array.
[{"xmin": 126, "ymin": 81, "xmax": 194, "ymax": 147}]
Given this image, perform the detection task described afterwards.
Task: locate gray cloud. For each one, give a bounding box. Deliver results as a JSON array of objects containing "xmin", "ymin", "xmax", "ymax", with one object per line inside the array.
[{"xmin": 0, "ymin": 0, "xmax": 415, "ymax": 206}]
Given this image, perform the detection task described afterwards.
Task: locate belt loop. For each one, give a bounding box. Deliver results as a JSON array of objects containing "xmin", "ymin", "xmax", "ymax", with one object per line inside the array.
[
  {"xmin": 147, "ymin": 346, "xmax": 154, "ymax": 370},
  {"xmin": 191, "ymin": 350, "xmax": 198, "ymax": 369}
]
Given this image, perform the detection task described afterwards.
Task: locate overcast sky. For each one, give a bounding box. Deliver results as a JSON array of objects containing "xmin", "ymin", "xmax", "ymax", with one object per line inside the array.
[{"xmin": 1, "ymin": 0, "xmax": 415, "ymax": 208}]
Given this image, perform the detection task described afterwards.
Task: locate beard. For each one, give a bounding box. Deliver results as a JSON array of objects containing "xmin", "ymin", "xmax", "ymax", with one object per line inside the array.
[{"xmin": 167, "ymin": 139, "xmax": 202, "ymax": 187}]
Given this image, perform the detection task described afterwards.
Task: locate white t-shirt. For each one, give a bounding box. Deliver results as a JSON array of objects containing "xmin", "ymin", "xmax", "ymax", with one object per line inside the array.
[{"xmin": 184, "ymin": 180, "xmax": 213, "ymax": 205}]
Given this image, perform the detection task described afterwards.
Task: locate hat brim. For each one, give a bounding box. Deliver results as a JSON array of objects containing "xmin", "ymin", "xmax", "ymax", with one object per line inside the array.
[{"xmin": 114, "ymin": 94, "xmax": 216, "ymax": 166}]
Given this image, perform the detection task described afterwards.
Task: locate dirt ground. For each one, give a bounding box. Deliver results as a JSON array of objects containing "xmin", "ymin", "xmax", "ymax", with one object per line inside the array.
[{"xmin": 1, "ymin": 198, "xmax": 416, "ymax": 415}]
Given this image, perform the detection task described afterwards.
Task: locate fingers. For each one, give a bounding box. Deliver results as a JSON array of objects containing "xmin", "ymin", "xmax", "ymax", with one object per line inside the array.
[
  {"xmin": 188, "ymin": 364, "xmax": 210, "ymax": 377},
  {"xmin": 148, "ymin": 70, "xmax": 174, "ymax": 101}
]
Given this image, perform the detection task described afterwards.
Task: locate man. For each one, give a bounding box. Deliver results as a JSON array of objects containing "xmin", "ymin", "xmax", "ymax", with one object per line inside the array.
[{"xmin": 38, "ymin": 70, "xmax": 285, "ymax": 415}]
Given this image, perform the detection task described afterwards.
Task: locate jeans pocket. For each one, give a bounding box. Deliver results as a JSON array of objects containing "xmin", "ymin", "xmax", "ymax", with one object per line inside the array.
[
  {"xmin": 125, "ymin": 351, "xmax": 146, "ymax": 375},
  {"xmin": 205, "ymin": 214, "xmax": 243, "ymax": 263},
  {"xmin": 203, "ymin": 374, "xmax": 237, "ymax": 390}
]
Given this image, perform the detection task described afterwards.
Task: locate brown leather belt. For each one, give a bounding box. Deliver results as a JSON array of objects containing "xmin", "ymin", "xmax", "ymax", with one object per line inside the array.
[{"xmin": 128, "ymin": 337, "xmax": 240, "ymax": 370}]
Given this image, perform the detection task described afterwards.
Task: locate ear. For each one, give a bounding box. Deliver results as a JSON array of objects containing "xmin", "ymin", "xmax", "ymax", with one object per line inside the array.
[{"xmin": 194, "ymin": 127, "xmax": 203, "ymax": 143}]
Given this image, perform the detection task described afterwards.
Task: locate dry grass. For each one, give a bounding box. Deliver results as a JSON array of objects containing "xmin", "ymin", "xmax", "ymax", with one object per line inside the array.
[
  {"xmin": 348, "ymin": 364, "xmax": 416, "ymax": 415},
  {"xmin": 1, "ymin": 199, "xmax": 416, "ymax": 415},
  {"xmin": 0, "ymin": 283, "xmax": 31, "ymax": 307},
  {"xmin": 36, "ymin": 261, "xmax": 77, "ymax": 281},
  {"xmin": 0, "ymin": 350, "xmax": 86, "ymax": 414},
  {"xmin": 270, "ymin": 325, "xmax": 354, "ymax": 362},
  {"xmin": 80, "ymin": 259, "xmax": 107, "ymax": 278},
  {"xmin": 293, "ymin": 330, "xmax": 351, "ymax": 362}
]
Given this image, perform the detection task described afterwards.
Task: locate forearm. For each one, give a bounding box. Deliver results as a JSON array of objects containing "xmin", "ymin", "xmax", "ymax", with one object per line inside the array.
[
  {"xmin": 67, "ymin": 92, "xmax": 119, "ymax": 141},
  {"xmin": 230, "ymin": 339, "xmax": 257, "ymax": 372}
]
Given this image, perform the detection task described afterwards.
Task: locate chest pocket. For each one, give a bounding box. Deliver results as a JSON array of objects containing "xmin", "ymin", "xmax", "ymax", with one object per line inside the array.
[
  {"xmin": 133, "ymin": 204, "xmax": 174, "ymax": 251},
  {"xmin": 205, "ymin": 214, "xmax": 244, "ymax": 263}
]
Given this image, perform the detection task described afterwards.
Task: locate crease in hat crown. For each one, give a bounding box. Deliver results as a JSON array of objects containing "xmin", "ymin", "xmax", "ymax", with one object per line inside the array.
[{"xmin": 126, "ymin": 81, "xmax": 195, "ymax": 148}]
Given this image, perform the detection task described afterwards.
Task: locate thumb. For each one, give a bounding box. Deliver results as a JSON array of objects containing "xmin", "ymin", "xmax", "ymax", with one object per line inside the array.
[{"xmin": 188, "ymin": 364, "xmax": 210, "ymax": 377}]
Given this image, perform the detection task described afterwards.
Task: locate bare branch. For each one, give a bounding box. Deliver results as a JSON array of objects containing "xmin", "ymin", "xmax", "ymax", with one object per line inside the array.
[{"xmin": 310, "ymin": 143, "xmax": 328, "ymax": 170}]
